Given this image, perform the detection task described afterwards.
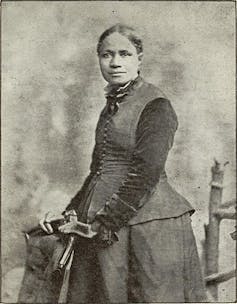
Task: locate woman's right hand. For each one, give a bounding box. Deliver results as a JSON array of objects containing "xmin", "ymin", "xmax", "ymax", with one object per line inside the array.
[{"xmin": 39, "ymin": 211, "xmax": 65, "ymax": 234}]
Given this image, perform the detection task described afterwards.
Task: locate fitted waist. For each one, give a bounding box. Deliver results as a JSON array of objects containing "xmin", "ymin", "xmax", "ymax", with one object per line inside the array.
[
  {"xmin": 91, "ymin": 159, "xmax": 131, "ymax": 177},
  {"xmin": 91, "ymin": 161, "xmax": 167, "ymax": 182}
]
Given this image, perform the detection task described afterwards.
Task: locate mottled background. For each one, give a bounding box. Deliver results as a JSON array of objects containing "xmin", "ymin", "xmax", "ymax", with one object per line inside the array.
[{"xmin": 2, "ymin": 1, "xmax": 236, "ymax": 302}]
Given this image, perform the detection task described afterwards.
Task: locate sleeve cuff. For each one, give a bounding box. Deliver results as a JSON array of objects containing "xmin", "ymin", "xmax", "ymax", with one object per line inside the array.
[{"xmin": 94, "ymin": 194, "xmax": 138, "ymax": 232}]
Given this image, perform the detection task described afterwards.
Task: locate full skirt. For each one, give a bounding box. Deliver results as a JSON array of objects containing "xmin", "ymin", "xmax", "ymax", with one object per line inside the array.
[{"xmin": 67, "ymin": 212, "xmax": 206, "ymax": 303}]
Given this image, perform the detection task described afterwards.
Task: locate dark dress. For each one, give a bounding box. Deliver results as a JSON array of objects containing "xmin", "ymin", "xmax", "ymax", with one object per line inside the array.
[
  {"xmin": 19, "ymin": 76, "xmax": 206, "ymax": 303},
  {"xmin": 64, "ymin": 76, "xmax": 206, "ymax": 303}
]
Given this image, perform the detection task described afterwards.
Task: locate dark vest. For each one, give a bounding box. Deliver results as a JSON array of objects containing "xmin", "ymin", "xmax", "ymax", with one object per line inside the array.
[{"xmin": 77, "ymin": 79, "xmax": 194, "ymax": 225}]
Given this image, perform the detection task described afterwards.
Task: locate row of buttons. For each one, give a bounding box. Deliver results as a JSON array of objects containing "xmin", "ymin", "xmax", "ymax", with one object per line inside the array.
[{"xmin": 96, "ymin": 119, "xmax": 110, "ymax": 176}]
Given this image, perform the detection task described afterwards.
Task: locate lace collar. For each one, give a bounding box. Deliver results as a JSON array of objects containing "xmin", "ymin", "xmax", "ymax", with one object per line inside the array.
[{"xmin": 104, "ymin": 76, "xmax": 143, "ymax": 99}]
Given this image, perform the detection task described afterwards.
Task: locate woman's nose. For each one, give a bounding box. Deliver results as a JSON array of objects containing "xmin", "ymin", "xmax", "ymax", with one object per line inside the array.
[{"xmin": 110, "ymin": 55, "xmax": 121, "ymax": 68}]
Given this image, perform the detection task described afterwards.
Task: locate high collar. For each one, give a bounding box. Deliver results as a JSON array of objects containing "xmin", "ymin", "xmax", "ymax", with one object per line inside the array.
[{"xmin": 104, "ymin": 76, "xmax": 143, "ymax": 100}]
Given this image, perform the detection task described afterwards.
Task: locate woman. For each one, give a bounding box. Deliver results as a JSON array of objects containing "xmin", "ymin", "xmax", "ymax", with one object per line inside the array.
[{"xmin": 25, "ymin": 24, "xmax": 206, "ymax": 303}]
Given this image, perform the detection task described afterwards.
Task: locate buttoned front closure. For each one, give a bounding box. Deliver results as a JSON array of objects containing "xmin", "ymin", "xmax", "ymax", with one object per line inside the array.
[
  {"xmin": 85, "ymin": 97, "xmax": 140, "ymax": 222},
  {"xmin": 68, "ymin": 77, "xmax": 194, "ymax": 228},
  {"xmin": 79, "ymin": 81, "xmax": 156, "ymax": 222},
  {"xmin": 101, "ymin": 119, "xmax": 109, "ymax": 161},
  {"xmin": 92, "ymin": 92, "xmax": 148, "ymax": 186}
]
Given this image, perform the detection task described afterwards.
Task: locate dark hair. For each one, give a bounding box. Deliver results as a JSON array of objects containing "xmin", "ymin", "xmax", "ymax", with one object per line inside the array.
[{"xmin": 97, "ymin": 24, "xmax": 143, "ymax": 55}]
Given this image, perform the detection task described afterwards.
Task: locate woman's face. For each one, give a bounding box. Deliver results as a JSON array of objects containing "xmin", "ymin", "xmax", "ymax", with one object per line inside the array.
[{"xmin": 98, "ymin": 32, "xmax": 142, "ymax": 86}]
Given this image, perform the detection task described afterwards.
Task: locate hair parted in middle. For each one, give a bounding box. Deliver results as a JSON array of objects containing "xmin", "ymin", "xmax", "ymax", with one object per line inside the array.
[{"xmin": 97, "ymin": 24, "xmax": 143, "ymax": 56}]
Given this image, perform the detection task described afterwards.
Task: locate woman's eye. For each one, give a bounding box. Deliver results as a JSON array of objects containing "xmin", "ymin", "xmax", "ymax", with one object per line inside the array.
[
  {"xmin": 101, "ymin": 53, "xmax": 110, "ymax": 58},
  {"xmin": 120, "ymin": 51, "xmax": 132, "ymax": 57}
]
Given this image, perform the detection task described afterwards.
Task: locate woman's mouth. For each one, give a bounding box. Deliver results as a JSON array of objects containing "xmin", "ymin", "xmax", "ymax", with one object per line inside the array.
[
  {"xmin": 109, "ymin": 72, "xmax": 126, "ymax": 77},
  {"xmin": 109, "ymin": 72, "xmax": 126, "ymax": 75}
]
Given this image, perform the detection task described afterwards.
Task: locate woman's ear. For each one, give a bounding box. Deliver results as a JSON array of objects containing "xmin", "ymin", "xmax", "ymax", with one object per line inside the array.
[
  {"xmin": 138, "ymin": 52, "xmax": 143, "ymax": 62},
  {"xmin": 137, "ymin": 53, "xmax": 143, "ymax": 72}
]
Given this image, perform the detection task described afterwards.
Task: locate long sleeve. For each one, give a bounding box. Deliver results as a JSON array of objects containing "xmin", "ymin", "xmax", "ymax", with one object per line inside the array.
[{"xmin": 94, "ymin": 98, "xmax": 178, "ymax": 232}]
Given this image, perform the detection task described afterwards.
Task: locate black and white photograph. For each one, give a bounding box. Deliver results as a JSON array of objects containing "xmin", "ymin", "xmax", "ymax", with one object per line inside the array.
[{"xmin": 1, "ymin": 1, "xmax": 236, "ymax": 303}]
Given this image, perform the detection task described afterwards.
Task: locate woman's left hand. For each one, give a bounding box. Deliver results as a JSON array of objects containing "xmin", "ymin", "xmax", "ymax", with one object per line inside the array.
[{"xmin": 58, "ymin": 221, "xmax": 98, "ymax": 239}]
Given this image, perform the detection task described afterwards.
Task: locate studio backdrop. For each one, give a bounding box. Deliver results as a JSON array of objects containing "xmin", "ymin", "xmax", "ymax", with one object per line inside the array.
[{"xmin": 2, "ymin": 1, "xmax": 235, "ymax": 302}]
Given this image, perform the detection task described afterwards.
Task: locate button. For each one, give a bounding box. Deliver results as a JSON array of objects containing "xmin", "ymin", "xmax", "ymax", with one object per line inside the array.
[
  {"xmin": 96, "ymin": 171, "xmax": 101, "ymax": 175},
  {"xmin": 104, "ymin": 134, "xmax": 107, "ymax": 138},
  {"xmin": 99, "ymin": 166, "xmax": 103, "ymax": 170},
  {"xmin": 100, "ymin": 160, "xmax": 104, "ymax": 164},
  {"xmin": 104, "ymin": 127, "xmax": 108, "ymax": 131},
  {"xmin": 103, "ymin": 140, "xmax": 106, "ymax": 144},
  {"xmin": 102, "ymin": 153, "xmax": 106, "ymax": 157}
]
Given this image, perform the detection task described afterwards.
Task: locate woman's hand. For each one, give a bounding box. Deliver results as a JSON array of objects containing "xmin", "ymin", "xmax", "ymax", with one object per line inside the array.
[
  {"xmin": 39, "ymin": 211, "xmax": 65, "ymax": 234},
  {"xmin": 58, "ymin": 221, "xmax": 98, "ymax": 239}
]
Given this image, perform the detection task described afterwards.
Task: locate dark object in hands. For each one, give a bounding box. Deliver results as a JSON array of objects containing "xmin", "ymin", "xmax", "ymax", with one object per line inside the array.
[
  {"xmin": 24, "ymin": 219, "xmax": 66, "ymax": 239},
  {"xmin": 55, "ymin": 235, "xmax": 75, "ymax": 273},
  {"xmin": 74, "ymin": 222, "xmax": 90, "ymax": 235},
  {"xmin": 51, "ymin": 219, "xmax": 67, "ymax": 232},
  {"xmin": 24, "ymin": 210, "xmax": 77, "ymax": 273},
  {"xmin": 56, "ymin": 210, "xmax": 77, "ymax": 272}
]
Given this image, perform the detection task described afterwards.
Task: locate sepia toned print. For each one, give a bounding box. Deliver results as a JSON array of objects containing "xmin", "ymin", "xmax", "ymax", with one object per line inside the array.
[{"xmin": 2, "ymin": 1, "xmax": 236, "ymax": 303}]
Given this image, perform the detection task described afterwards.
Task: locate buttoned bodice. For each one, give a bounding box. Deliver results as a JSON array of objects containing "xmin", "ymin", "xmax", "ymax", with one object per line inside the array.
[{"xmin": 66, "ymin": 78, "xmax": 194, "ymax": 228}]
